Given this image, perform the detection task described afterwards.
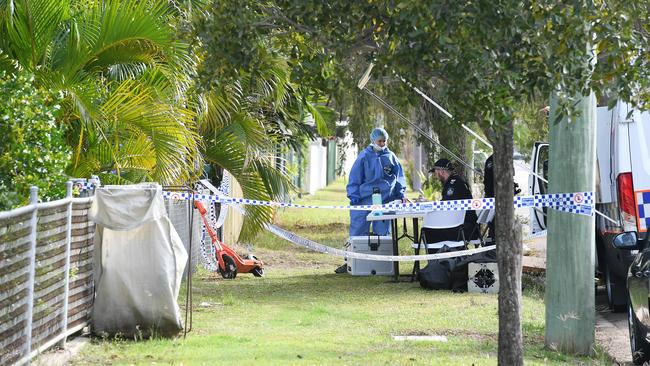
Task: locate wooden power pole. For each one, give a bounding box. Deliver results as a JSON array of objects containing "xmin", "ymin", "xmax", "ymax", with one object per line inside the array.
[{"xmin": 544, "ymin": 92, "xmax": 597, "ymax": 354}]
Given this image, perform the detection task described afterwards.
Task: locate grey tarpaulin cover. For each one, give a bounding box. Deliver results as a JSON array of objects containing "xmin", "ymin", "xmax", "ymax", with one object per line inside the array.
[{"xmin": 90, "ymin": 184, "xmax": 187, "ymax": 337}]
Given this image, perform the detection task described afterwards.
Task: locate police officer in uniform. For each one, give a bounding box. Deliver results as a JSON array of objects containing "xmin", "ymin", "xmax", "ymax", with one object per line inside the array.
[
  {"xmin": 483, "ymin": 155, "xmax": 495, "ymax": 199},
  {"xmin": 422, "ymin": 159, "xmax": 479, "ymax": 248},
  {"xmin": 483, "ymin": 154, "xmax": 521, "ymax": 244},
  {"xmin": 483, "ymin": 155, "xmax": 496, "ymax": 244}
]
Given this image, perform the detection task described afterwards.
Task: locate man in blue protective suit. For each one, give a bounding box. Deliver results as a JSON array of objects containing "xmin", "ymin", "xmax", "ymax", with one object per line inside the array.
[
  {"xmin": 335, "ymin": 127, "xmax": 407, "ymax": 274},
  {"xmin": 346, "ymin": 127, "xmax": 407, "ymax": 236}
]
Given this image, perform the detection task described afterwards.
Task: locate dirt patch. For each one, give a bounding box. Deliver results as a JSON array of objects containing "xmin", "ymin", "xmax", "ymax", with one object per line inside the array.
[
  {"xmin": 243, "ymin": 247, "xmax": 339, "ymax": 270},
  {"xmin": 395, "ymin": 327, "xmax": 546, "ymax": 344},
  {"xmin": 201, "ymin": 239, "xmax": 340, "ymax": 273},
  {"xmin": 284, "ymin": 222, "xmax": 348, "ymax": 231}
]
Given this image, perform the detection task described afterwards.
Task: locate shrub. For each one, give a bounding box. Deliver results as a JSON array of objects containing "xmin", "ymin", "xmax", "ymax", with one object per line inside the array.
[{"xmin": 0, "ymin": 71, "xmax": 70, "ymax": 210}]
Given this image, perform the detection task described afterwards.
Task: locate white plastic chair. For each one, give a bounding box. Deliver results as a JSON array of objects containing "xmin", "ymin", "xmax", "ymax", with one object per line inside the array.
[
  {"xmin": 410, "ymin": 210, "xmax": 467, "ymax": 281},
  {"xmin": 412, "ymin": 210, "xmax": 467, "ymax": 251}
]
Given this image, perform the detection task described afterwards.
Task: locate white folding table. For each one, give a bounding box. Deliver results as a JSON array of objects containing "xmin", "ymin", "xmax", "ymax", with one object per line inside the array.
[{"xmin": 366, "ymin": 211, "xmax": 425, "ymax": 281}]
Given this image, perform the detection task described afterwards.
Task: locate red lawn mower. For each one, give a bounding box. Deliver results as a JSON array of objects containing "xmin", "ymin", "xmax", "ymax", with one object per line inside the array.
[{"xmin": 194, "ymin": 200, "xmax": 264, "ymax": 279}]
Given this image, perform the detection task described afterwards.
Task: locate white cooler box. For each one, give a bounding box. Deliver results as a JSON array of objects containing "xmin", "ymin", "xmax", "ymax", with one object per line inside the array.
[{"xmin": 346, "ymin": 236, "xmax": 394, "ymax": 276}]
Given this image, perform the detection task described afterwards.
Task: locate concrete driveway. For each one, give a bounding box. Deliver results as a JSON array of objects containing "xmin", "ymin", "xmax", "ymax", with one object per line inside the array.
[{"xmin": 596, "ymin": 289, "xmax": 632, "ymax": 365}]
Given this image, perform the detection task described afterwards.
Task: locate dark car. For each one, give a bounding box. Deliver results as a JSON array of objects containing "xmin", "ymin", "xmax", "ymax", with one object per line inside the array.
[{"xmin": 612, "ymin": 231, "xmax": 650, "ymax": 365}]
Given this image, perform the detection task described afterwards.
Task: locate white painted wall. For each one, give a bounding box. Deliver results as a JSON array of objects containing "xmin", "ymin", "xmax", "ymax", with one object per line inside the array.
[
  {"xmin": 308, "ymin": 139, "xmax": 328, "ymax": 195},
  {"xmin": 304, "ymin": 131, "xmax": 359, "ymax": 195},
  {"xmin": 343, "ymin": 131, "xmax": 358, "ymax": 177}
]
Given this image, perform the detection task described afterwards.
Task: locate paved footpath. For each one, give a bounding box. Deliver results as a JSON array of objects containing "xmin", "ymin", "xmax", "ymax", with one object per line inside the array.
[
  {"xmin": 526, "ymin": 233, "xmax": 632, "ymax": 365},
  {"xmin": 596, "ymin": 290, "xmax": 632, "ymax": 365},
  {"xmin": 33, "ymin": 336, "xmax": 88, "ymax": 365}
]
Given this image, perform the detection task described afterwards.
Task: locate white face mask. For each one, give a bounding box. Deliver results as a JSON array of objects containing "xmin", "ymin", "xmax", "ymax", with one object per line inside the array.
[{"xmin": 371, "ymin": 143, "xmax": 387, "ymax": 152}]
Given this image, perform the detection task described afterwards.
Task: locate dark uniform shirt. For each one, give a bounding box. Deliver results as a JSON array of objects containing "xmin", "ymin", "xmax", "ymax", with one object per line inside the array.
[
  {"xmin": 483, "ymin": 155, "xmax": 494, "ymax": 198},
  {"xmin": 442, "ymin": 174, "xmax": 479, "ymax": 240},
  {"xmin": 483, "ymin": 156, "xmax": 496, "ymax": 241},
  {"xmin": 443, "ymin": 174, "xmax": 473, "ymax": 201}
]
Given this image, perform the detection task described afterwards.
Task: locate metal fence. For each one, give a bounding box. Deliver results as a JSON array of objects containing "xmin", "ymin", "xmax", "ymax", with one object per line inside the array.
[
  {"xmin": 0, "ymin": 183, "xmax": 204, "ymax": 366},
  {"xmin": 0, "ymin": 183, "xmax": 95, "ymax": 366},
  {"xmin": 165, "ymin": 197, "xmax": 201, "ymax": 276}
]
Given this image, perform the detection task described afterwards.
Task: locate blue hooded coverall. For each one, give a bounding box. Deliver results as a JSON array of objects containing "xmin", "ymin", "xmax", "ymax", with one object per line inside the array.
[{"xmin": 346, "ymin": 145, "xmax": 406, "ymax": 236}]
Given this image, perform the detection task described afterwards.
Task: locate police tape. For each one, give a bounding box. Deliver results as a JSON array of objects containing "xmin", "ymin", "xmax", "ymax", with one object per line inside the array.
[
  {"xmin": 76, "ymin": 181, "xmax": 594, "ymax": 216},
  {"xmin": 266, "ymin": 224, "xmax": 495, "ymax": 262},
  {"xmin": 199, "ymin": 202, "xmax": 220, "ymax": 272},
  {"xmin": 162, "ymin": 191, "xmax": 595, "ymax": 216},
  {"xmin": 73, "ymin": 182, "xmax": 96, "ymax": 191}
]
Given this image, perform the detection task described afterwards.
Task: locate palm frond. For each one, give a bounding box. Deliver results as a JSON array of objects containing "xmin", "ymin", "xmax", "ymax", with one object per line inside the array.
[
  {"xmin": 54, "ymin": 0, "xmax": 191, "ymax": 84},
  {"xmin": 3, "ymin": 0, "xmax": 68, "ymax": 68},
  {"xmin": 106, "ymin": 62, "xmax": 150, "ymax": 81},
  {"xmin": 250, "ymin": 156, "xmax": 294, "ymax": 200},
  {"xmin": 0, "ymin": 48, "xmax": 18, "ymax": 73},
  {"xmin": 199, "ymin": 86, "xmax": 242, "ymax": 133},
  {"xmin": 66, "ymin": 152, "xmax": 101, "ymax": 178},
  {"xmin": 113, "ymin": 132, "xmax": 157, "ymax": 171},
  {"xmin": 37, "ymin": 68, "xmax": 104, "ymax": 125},
  {"xmin": 100, "ymin": 78, "xmax": 200, "ymax": 184},
  {"xmin": 202, "ymin": 132, "xmax": 282, "ymax": 241},
  {"xmin": 304, "ymin": 101, "xmax": 332, "ymax": 136},
  {"xmin": 225, "ymin": 112, "xmax": 267, "ymax": 149}
]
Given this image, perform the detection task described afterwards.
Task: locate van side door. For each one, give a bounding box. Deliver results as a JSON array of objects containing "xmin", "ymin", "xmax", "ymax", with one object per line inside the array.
[
  {"xmin": 528, "ymin": 142, "xmax": 549, "ymax": 234},
  {"xmin": 626, "ymin": 105, "xmax": 650, "ymax": 234}
]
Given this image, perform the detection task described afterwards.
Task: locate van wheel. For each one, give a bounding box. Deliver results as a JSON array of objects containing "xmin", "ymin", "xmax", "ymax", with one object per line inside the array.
[
  {"xmin": 629, "ymin": 302, "xmax": 650, "ymax": 364},
  {"xmin": 605, "ymin": 264, "xmax": 627, "ymax": 312}
]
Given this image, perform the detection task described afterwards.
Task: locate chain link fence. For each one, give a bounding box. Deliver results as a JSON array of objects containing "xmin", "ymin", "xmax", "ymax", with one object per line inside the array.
[{"xmin": 165, "ymin": 198, "xmax": 201, "ymax": 277}]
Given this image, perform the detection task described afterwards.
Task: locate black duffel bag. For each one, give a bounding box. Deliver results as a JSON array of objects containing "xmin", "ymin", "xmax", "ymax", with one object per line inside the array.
[{"xmin": 417, "ymin": 248, "xmax": 496, "ymax": 292}]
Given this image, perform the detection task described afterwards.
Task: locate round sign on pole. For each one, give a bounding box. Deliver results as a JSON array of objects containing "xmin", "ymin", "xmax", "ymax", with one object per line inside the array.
[{"xmin": 573, "ymin": 193, "xmax": 584, "ymax": 204}]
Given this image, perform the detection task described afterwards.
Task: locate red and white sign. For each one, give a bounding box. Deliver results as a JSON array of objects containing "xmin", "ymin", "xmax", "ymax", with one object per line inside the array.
[{"xmin": 573, "ymin": 193, "xmax": 584, "ymax": 204}]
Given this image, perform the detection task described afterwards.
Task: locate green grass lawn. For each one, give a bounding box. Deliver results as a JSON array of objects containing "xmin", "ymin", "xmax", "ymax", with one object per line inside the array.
[{"xmin": 69, "ymin": 180, "xmax": 609, "ymax": 365}]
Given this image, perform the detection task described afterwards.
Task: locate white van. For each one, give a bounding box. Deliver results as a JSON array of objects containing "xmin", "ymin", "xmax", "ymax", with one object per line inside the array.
[{"xmin": 529, "ymin": 101, "xmax": 650, "ymax": 312}]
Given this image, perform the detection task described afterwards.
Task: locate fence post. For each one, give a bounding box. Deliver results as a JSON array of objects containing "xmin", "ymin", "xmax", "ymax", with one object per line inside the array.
[
  {"xmin": 24, "ymin": 187, "xmax": 39, "ymax": 360},
  {"xmin": 59, "ymin": 182, "xmax": 73, "ymax": 348}
]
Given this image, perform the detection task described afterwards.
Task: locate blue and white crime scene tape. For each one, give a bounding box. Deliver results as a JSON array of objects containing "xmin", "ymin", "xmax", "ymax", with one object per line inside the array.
[
  {"xmin": 266, "ymin": 224, "xmax": 496, "ymax": 261},
  {"xmin": 73, "ymin": 182, "xmax": 96, "ymax": 191},
  {"xmin": 78, "ymin": 181, "xmax": 594, "ymax": 216},
  {"xmin": 160, "ymin": 191, "xmax": 595, "ymax": 216},
  {"xmin": 76, "ymin": 181, "xmax": 585, "ymax": 264}
]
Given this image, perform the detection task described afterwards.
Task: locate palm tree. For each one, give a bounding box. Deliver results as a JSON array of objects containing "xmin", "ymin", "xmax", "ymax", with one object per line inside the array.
[
  {"xmin": 0, "ymin": 0, "xmax": 334, "ymax": 240},
  {"xmin": 199, "ymin": 52, "xmax": 334, "ymax": 241},
  {"xmin": 0, "ymin": 0, "xmax": 201, "ymax": 184}
]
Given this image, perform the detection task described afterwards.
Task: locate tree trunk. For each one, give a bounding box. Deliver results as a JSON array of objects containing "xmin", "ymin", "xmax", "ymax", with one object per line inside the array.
[
  {"xmin": 412, "ymin": 142, "xmax": 423, "ymax": 192},
  {"xmin": 544, "ymin": 92, "xmax": 596, "ymax": 354},
  {"xmin": 467, "ymin": 137, "xmax": 476, "ymax": 191},
  {"xmin": 493, "ymin": 122, "xmax": 524, "ymax": 366},
  {"xmin": 458, "ymin": 133, "xmax": 467, "ymax": 178}
]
